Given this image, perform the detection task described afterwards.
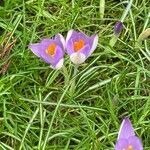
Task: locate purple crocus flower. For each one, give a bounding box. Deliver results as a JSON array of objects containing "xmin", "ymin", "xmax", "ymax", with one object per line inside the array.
[
  {"xmin": 114, "ymin": 21, "xmax": 123, "ymax": 35},
  {"xmin": 115, "ymin": 118, "xmax": 143, "ymax": 150},
  {"xmin": 66, "ymin": 30, "xmax": 98, "ymax": 65},
  {"xmin": 29, "ymin": 34, "xmax": 65, "ymax": 69}
]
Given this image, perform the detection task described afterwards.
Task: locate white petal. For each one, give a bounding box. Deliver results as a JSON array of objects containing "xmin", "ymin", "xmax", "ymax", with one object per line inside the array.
[
  {"xmin": 66, "ymin": 29, "xmax": 74, "ymax": 44},
  {"xmin": 89, "ymin": 34, "xmax": 98, "ymax": 56},
  {"xmin": 51, "ymin": 58, "xmax": 64, "ymax": 70},
  {"xmin": 57, "ymin": 34, "xmax": 65, "ymax": 49},
  {"xmin": 70, "ymin": 53, "xmax": 86, "ymax": 65}
]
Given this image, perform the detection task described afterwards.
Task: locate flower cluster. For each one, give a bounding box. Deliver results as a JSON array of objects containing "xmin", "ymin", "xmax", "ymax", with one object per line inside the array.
[
  {"xmin": 29, "ymin": 28, "xmax": 144, "ymax": 149},
  {"xmin": 29, "ymin": 30, "xmax": 98, "ymax": 69}
]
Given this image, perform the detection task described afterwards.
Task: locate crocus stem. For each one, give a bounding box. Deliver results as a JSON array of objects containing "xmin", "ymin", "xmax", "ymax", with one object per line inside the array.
[
  {"xmin": 109, "ymin": 0, "xmax": 133, "ymax": 47},
  {"xmin": 62, "ymin": 66, "xmax": 70, "ymax": 86},
  {"xmin": 109, "ymin": 34, "xmax": 119, "ymax": 48},
  {"xmin": 69, "ymin": 65, "xmax": 78, "ymax": 96}
]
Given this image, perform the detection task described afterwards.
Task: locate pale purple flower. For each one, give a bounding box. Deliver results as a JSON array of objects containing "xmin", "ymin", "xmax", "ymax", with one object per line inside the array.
[
  {"xmin": 115, "ymin": 118, "xmax": 143, "ymax": 150},
  {"xmin": 114, "ymin": 21, "xmax": 123, "ymax": 35},
  {"xmin": 65, "ymin": 30, "xmax": 98, "ymax": 65},
  {"xmin": 28, "ymin": 34, "xmax": 65, "ymax": 69}
]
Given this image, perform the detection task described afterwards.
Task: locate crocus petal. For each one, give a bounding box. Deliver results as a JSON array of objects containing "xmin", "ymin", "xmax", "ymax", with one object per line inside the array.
[
  {"xmin": 29, "ymin": 38, "xmax": 53, "ymax": 59},
  {"xmin": 65, "ymin": 39, "xmax": 74, "ymax": 55},
  {"xmin": 29, "ymin": 42, "xmax": 52, "ymax": 64},
  {"xmin": 40, "ymin": 38, "xmax": 53, "ymax": 45},
  {"xmin": 88, "ymin": 34, "xmax": 98, "ymax": 56},
  {"xmin": 128, "ymin": 136, "xmax": 143, "ymax": 150},
  {"xmin": 55, "ymin": 34, "xmax": 65, "ymax": 49},
  {"xmin": 51, "ymin": 58, "xmax": 64, "ymax": 69},
  {"xmin": 29, "ymin": 34, "xmax": 65, "ymax": 69},
  {"xmin": 75, "ymin": 34, "xmax": 98, "ymax": 57},
  {"xmin": 70, "ymin": 53, "xmax": 86, "ymax": 65},
  {"xmin": 118, "ymin": 118, "xmax": 135, "ymax": 140},
  {"xmin": 66, "ymin": 30, "xmax": 98, "ymax": 64},
  {"xmin": 78, "ymin": 44, "xmax": 91, "ymax": 58},
  {"xmin": 115, "ymin": 139, "xmax": 128, "ymax": 150},
  {"xmin": 66, "ymin": 30, "xmax": 85, "ymax": 55},
  {"xmin": 51, "ymin": 45, "xmax": 64, "ymax": 67},
  {"xmin": 28, "ymin": 43, "xmax": 41, "ymax": 58},
  {"xmin": 66, "ymin": 29, "xmax": 74, "ymax": 44}
]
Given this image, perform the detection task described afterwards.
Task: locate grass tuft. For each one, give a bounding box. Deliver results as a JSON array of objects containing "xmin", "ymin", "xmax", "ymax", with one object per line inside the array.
[{"xmin": 0, "ymin": 0, "xmax": 150, "ymax": 149}]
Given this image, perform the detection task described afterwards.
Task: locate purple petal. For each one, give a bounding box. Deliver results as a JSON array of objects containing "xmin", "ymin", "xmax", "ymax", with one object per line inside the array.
[
  {"xmin": 29, "ymin": 38, "xmax": 53, "ymax": 58},
  {"xmin": 28, "ymin": 43, "xmax": 42, "ymax": 58},
  {"xmin": 128, "ymin": 136, "xmax": 143, "ymax": 150},
  {"xmin": 87, "ymin": 34, "xmax": 98, "ymax": 57},
  {"xmin": 115, "ymin": 139, "xmax": 128, "ymax": 150},
  {"xmin": 79, "ymin": 44, "xmax": 91, "ymax": 57},
  {"xmin": 29, "ymin": 35, "xmax": 65, "ymax": 69},
  {"xmin": 55, "ymin": 34, "xmax": 65, "ymax": 50},
  {"xmin": 51, "ymin": 45, "xmax": 64, "ymax": 67},
  {"xmin": 118, "ymin": 118, "xmax": 135, "ymax": 140},
  {"xmin": 81, "ymin": 35, "xmax": 98, "ymax": 57},
  {"xmin": 66, "ymin": 29, "xmax": 88, "ymax": 44},
  {"xmin": 29, "ymin": 42, "xmax": 52, "ymax": 64},
  {"xmin": 40, "ymin": 38, "xmax": 53, "ymax": 44},
  {"xmin": 66, "ymin": 30, "xmax": 89, "ymax": 55},
  {"xmin": 66, "ymin": 29, "xmax": 74, "ymax": 44},
  {"xmin": 66, "ymin": 30, "xmax": 98, "ymax": 59},
  {"xmin": 65, "ymin": 38, "xmax": 74, "ymax": 55}
]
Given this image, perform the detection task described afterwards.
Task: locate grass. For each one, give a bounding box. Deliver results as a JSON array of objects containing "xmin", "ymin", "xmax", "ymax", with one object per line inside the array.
[{"xmin": 0, "ymin": 0, "xmax": 150, "ymax": 149}]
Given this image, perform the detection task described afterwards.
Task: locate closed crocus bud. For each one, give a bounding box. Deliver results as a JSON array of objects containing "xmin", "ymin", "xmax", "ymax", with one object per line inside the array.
[
  {"xmin": 66, "ymin": 30, "xmax": 98, "ymax": 65},
  {"xmin": 28, "ymin": 34, "xmax": 65, "ymax": 69},
  {"xmin": 114, "ymin": 21, "xmax": 123, "ymax": 35}
]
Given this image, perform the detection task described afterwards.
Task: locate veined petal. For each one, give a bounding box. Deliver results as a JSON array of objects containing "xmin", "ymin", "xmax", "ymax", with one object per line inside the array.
[
  {"xmin": 89, "ymin": 34, "xmax": 98, "ymax": 56},
  {"xmin": 115, "ymin": 139, "xmax": 128, "ymax": 150},
  {"xmin": 66, "ymin": 39, "xmax": 74, "ymax": 55},
  {"xmin": 28, "ymin": 43, "xmax": 41, "ymax": 58},
  {"xmin": 29, "ymin": 43, "xmax": 52, "ymax": 64},
  {"xmin": 118, "ymin": 118, "xmax": 135, "ymax": 140},
  {"xmin": 55, "ymin": 34, "xmax": 66, "ymax": 49},
  {"xmin": 79, "ymin": 44, "xmax": 91, "ymax": 58},
  {"xmin": 66, "ymin": 29, "xmax": 74, "ymax": 44},
  {"xmin": 128, "ymin": 136, "xmax": 143, "ymax": 150},
  {"xmin": 51, "ymin": 45, "xmax": 64, "ymax": 66},
  {"xmin": 29, "ymin": 35, "xmax": 65, "ymax": 69},
  {"xmin": 66, "ymin": 30, "xmax": 89, "ymax": 54},
  {"xmin": 66, "ymin": 30, "xmax": 98, "ymax": 65},
  {"xmin": 40, "ymin": 38, "xmax": 53, "ymax": 44},
  {"xmin": 70, "ymin": 52, "xmax": 86, "ymax": 64}
]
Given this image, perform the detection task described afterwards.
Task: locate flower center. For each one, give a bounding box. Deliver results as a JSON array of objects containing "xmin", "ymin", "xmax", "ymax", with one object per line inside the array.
[
  {"xmin": 73, "ymin": 39, "xmax": 85, "ymax": 52},
  {"xmin": 46, "ymin": 43, "xmax": 57, "ymax": 56},
  {"xmin": 122, "ymin": 145, "xmax": 133, "ymax": 150}
]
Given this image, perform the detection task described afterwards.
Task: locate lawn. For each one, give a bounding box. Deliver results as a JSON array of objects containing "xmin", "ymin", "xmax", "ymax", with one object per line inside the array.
[{"xmin": 0, "ymin": 0, "xmax": 150, "ymax": 149}]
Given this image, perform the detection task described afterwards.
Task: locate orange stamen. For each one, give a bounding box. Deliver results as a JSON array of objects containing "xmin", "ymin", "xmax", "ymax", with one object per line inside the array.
[
  {"xmin": 122, "ymin": 145, "xmax": 133, "ymax": 150},
  {"xmin": 73, "ymin": 39, "xmax": 85, "ymax": 52},
  {"xmin": 127, "ymin": 145, "xmax": 133, "ymax": 150},
  {"xmin": 46, "ymin": 43, "xmax": 57, "ymax": 56}
]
